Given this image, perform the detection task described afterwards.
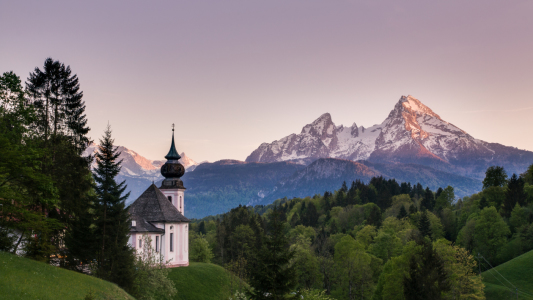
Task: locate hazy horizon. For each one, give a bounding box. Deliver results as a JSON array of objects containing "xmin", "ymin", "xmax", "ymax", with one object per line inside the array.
[{"xmin": 2, "ymin": 1, "xmax": 532, "ymax": 162}]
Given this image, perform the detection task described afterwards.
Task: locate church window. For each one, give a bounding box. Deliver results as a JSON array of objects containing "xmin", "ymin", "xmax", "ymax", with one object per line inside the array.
[
  {"xmin": 139, "ymin": 238, "xmax": 142, "ymax": 249},
  {"xmin": 156, "ymin": 236, "xmax": 159, "ymax": 252},
  {"xmin": 170, "ymin": 233, "xmax": 174, "ymax": 252},
  {"xmin": 168, "ymin": 196, "xmax": 172, "ymax": 202}
]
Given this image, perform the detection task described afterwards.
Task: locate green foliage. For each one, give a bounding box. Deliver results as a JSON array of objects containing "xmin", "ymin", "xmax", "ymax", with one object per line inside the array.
[
  {"xmin": 92, "ymin": 126, "xmax": 135, "ymax": 292},
  {"xmin": 435, "ymin": 186, "xmax": 454, "ymax": 211},
  {"xmin": 0, "ymin": 251, "xmax": 134, "ymax": 299},
  {"xmin": 290, "ymin": 236, "xmax": 321, "ymax": 289},
  {"xmin": 190, "ymin": 232, "xmax": 214, "ymax": 263},
  {"xmin": 433, "ymin": 239, "xmax": 485, "ymax": 300},
  {"xmin": 502, "ymin": 174, "xmax": 527, "ymax": 218},
  {"xmin": 333, "ymin": 235, "xmax": 375, "ymax": 300},
  {"xmin": 403, "ymin": 239, "xmax": 450, "ymax": 300},
  {"xmin": 247, "ymin": 207, "xmax": 297, "ymax": 299},
  {"xmin": 482, "ymin": 166, "xmax": 508, "ymax": 190},
  {"xmin": 300, "ymin": 289, "xmax": 336, "ymax": 300},
  {"xmin": 473, "ymin": 207, "xmax": 510, "ymax": 264}
]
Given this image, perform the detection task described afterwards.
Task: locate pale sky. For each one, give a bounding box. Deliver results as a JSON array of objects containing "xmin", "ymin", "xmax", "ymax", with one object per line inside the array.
[{"xmin": 1, "ymin": 0, "xmax": 532, "ymax": 162}]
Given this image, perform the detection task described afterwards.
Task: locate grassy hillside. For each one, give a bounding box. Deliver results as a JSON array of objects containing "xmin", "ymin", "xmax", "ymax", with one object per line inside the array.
[
  {"xmin": 483, "ymin": 250, "xmax": 533, "ymax": 300},
  {"xmin": 0, "ymin": 251, "xmax": 134, "ymax": 300},
  {"xmin": 167, "ymin": 262, "xmax": 242, "ymax": 300}
]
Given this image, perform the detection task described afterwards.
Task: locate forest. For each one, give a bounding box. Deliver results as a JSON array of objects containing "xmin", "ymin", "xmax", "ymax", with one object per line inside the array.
[{"xmin": 189, "ymin": 166, "xmax": 533, "ymax": 299}]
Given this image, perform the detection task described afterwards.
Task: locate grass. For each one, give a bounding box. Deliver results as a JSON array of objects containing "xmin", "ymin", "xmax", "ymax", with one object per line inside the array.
[
  {"xmin": 167, "ymin": 262, "xmax": 243, "ymax": 300},
  {"xmin": 482, "ymin": 250, "xmax": 533, "ymax": 300},
  {"xmin": 0, "ymin": 251, "xmax": 134, "ymax": 300}
]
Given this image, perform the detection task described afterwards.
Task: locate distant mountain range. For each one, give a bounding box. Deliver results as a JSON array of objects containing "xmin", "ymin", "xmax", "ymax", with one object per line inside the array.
[
  {"xmin": 246, "ymin": 95, "xmax": 533, "ymax": 180},
  {"xmin": 83, "ymin": 144, "xmax": 198, "ymax": 206},
  {"xmin": 83, "ymin": 95, "xmax": 533, "ymax": 218}
]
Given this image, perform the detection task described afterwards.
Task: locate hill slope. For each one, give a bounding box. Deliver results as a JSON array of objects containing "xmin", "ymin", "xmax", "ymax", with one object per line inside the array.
[
  {"xmin": 167, "ymin": 262, "xmax": 241, "ymax": 300},
  {"xmin": 0, "ymin": 251, "xmax": 134, "ymax": 300},
  {"xmin": 482, "ymin": 249, "xmax": 533, "ymax": 300}
]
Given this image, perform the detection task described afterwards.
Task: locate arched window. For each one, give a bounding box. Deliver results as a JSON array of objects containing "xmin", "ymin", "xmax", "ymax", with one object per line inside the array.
[{"xmin": 167, "ymin": 196, "xmax": 172, "ymax": 202}]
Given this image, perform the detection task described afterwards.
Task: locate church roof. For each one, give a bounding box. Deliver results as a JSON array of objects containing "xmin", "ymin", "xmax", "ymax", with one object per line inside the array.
[
  {"xmin": 130, "ymin": 215, "xmax": 164, "ymax": 233},
  {"xmin": 128, "ymin": 184, "xmax": 189, "ymax": 224}
]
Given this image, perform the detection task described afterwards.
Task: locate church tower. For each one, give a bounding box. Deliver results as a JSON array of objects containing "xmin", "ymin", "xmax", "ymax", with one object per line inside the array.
[{"xmin": 159, "ymin": 126, "xmax": 186, "ymax": 215}]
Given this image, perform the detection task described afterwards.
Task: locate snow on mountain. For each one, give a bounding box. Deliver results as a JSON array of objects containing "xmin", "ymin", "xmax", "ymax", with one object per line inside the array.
[
  {"xmin": 83, "ymin": 144, "xmax": 199, "ymax": 204},
  {"xmin": 246, "ymin": 95, "xmax": 533, "ymax": 179}
]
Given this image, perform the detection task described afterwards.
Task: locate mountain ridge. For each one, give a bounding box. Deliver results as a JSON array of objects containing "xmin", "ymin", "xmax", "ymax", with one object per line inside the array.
[{"xmin": 246, "ymin": 95, "xmax": 533, "ymax": 180}]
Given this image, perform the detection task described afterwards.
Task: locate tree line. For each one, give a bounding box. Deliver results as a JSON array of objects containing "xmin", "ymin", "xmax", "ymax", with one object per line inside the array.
[{"xmin": 190, "ymin": 165, "xmax": 533, "ymax": 299}]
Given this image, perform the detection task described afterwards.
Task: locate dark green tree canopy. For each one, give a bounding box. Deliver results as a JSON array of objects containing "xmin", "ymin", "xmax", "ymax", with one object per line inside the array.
[{"xmin": 482, "ymin": 166, "xmax": 508, "ymax": 190}]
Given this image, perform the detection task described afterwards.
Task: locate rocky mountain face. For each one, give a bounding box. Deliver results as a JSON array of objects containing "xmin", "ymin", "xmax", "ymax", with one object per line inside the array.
[
  {"xmin": 246, "ymin": 95, "xmax": 533, "ymax": 179},
  {"xmin": 83, "ymin": 144, "xmax": 199, "ymax": 204}
]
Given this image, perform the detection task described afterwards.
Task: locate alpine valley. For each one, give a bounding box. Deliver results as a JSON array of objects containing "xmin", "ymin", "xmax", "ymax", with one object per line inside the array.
[{"xmin": 88, "ymin": 96, "xmax": 533, "ymax": 219}]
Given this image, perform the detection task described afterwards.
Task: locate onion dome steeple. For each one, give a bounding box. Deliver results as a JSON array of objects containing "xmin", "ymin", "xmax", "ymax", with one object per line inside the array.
[
  {"xmin": 165, "ymin": 129, "xmax": 182, "ymax": 160},
  {"xmin": 160, "ymin": 124, "xmax": 186, "ymax": 189}
]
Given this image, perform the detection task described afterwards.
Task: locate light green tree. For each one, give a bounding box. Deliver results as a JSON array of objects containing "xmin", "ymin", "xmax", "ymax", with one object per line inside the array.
[
  {"xmin": 473, "ymin": 207, "xmax": 510, "ymax": 263},
  {"xmin": 433, "ymin": 239, "xmax": 485, "ymax": 300},
  {"xmin": 290, "ymin": 235, "xmax": 321, "ymax": 289},
  {"xmin": 334, "ymin": 236, "xmax": 374, "ymax": 300},
  {"xmin": 435, "ymin": 186, "xmax": 454, "ymax": 211},
  {"xmin": 190, "ymin": 231, "xmax": 214, "ymax": 263}
]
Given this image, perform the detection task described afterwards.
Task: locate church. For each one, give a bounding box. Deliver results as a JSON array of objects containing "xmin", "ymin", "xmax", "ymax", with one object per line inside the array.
[{"xmin": 127, "ymin": 128, "xmax": 190, "ymax": 267}]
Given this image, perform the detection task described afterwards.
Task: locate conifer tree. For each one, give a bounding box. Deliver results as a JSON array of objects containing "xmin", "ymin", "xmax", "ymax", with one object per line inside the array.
[
  {"xmin": 26, "ymin": 58, "xmax": 93, "ymax": 258},
  {"xmin": 421, "ymin": 187, "xmax": 435, "ymax": 211},
  {"xmin": 404, "ymin": 239, "xmax": 450, "ymax": 300},
  {"xmin": 418, "ymin": 210, "xmax": 432, "ymax": 239},
  {"xmin": 397, "ymin": 205, "xmax": 408, "ymax": 219},
  {"xmin": 93, "ymin": 125, "xmax": 135, "ymax": 291},
  {"xmin": 502, "ymin": 174, "xmax": 526, "ymax": 218},
  {"xmin": 248, "ymin": 206, "xmax": 297, "ymax": 299}
]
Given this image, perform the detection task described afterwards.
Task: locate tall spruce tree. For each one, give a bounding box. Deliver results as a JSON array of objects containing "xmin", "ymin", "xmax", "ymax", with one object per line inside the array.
[
  {"xmin": 502, "ymin": 174, "xmax": 527, "ymax": 218},
  {"xmin": 421, "ymin": 187, "xmax": 435, "ymax": 211},
  {"xmin": 418, "ymin": 210, "xmax": 432, "ymax": 239},
  {"xmin": 248, "ymin": 206, "xmax": 297, "ymax": 299},
  {"xmin": 93, "ymin": 125, "xmax": 135, "ymax": 291},
  {"xmin": 404, "ymin": 239, "xmax": 450, "ymax": 300}
]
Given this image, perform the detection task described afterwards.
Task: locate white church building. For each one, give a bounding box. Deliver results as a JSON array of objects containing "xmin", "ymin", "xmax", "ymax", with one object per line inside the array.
[{"xmin": 128, "ymin": 129, "xmax": 189, "ymax": 267}]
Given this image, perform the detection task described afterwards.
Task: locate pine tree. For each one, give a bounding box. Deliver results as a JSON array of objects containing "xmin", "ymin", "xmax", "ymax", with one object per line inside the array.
[
  {"xmin": 502, "ymin": 174, "xmax": 526, "ymax": 218},
  {"xmin": 404, "ymin": 239, "xmax": 450, "ymax": 300},
  {"xmin": 248, "ymin": 206, "xmax": 297, "ymax": 299},
  {"xmin": 418, "ymin": 210, "xmax": 432, "ymax": 239},
  {"xmin": 93, "ymin": 125, "xmax": 135, "ymax": 291},
  {"xmin": 397, "ymin": 205, "xmax": 408, "ymax": 219},
  {"xmin": 421, "ymin": 187, "xmax": 435, "ymax": 211}
]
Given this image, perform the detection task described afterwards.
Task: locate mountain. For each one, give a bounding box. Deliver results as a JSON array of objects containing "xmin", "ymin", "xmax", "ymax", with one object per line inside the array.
[
  {"xmin": 256, "ymin": 158, "xmax": 482, "ymax": 205},
  {"xmin": 83, "ymin": 144, "xmax": 199, "ymax": 204},
  {"xmin": 246, "ymin": 95, "xmax": 533, "ymax": 179},
  {"xmin": 180, "ymin": 160, "xmax": 306, "ymax": 218}
]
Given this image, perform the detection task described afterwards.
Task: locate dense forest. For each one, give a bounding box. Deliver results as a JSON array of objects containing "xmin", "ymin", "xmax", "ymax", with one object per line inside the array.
[{"xmin": 190, "ymin": 166, "xmax": 533, "ymax": 299}]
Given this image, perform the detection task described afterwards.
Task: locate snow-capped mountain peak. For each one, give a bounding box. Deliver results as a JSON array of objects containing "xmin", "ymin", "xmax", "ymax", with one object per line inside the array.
[{"xmin": 246, "ymin": 95, "xmax": 533, "ymax": 179}]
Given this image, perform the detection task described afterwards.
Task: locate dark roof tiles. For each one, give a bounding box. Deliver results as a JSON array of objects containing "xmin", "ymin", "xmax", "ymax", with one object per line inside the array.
[{"xmin": 128, "ymin": 184, "xmax": 190, "ymax": 223}]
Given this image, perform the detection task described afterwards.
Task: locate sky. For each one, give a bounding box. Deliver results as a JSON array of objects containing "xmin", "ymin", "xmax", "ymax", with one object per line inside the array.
[{"xmin": 1, "ymin": 0, "xmax": 532, "ymax": 163}]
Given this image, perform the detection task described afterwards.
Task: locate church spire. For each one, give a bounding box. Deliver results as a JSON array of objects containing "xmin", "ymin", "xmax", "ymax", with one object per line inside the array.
[
  {"xmin": 165, "ymin": 123, "xmax": 181, "ymax": 160},
  {"xmin": 160, "ymin": 124, "xmax": 186, "ymax": 189}
]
